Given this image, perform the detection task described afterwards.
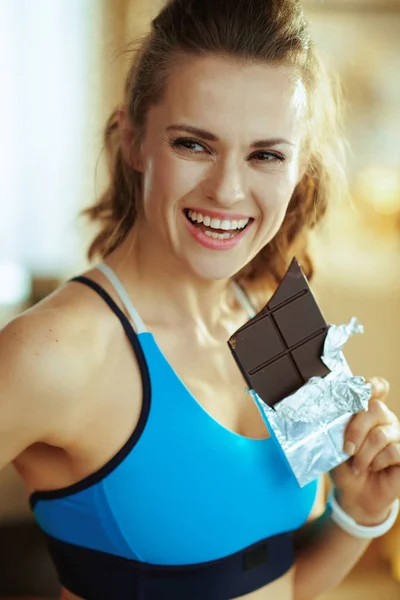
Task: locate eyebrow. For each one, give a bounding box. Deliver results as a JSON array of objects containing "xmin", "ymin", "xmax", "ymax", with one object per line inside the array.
[{"xmin": 166, "ymin": 124, "xmax": 295, "ymax": 148}]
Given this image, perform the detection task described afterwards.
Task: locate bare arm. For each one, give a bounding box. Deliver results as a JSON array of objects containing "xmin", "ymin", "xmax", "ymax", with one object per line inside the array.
[
  {"xmin": 293, "ymin": 508, "xmax": 372, "ymax": 600},
  {"xmin": 290, "ymin": 477, "xmax": 368, "ymax": 600},
  {"xmin": 0, "ymin": 310, "xmax": 90, "ymax": 471}
]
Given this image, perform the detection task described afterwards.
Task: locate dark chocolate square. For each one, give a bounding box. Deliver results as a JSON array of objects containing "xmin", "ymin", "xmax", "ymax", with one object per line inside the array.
[
  {"xmin": 291, "ymin": 332, "xmax": 331, "ymax": 381},
  {"xmin": 232, "ymin": 316, "xmax": 285, "ymax": 373},
  {"xmin": 267, "ymin": 264, "xmax": 308, "ymax": 309},
  {"xmin": 273, "ymin": 294, "xmax": 326, "ymax": 347},
  {"xmin": 251, "ymin": 355, "xmax": 303, "ymax": 408}
]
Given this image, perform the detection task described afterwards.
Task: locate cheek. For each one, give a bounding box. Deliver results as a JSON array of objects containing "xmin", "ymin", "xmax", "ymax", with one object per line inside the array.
[
  {"xmin": 256, "ymin": 170, "xmax": 297, "ymax": 219},
  {"xmin": 253, "ymin": 169, "xmax": 299, "ymax": 249},
  {"xmin": 143, "ymin": 149, "xmax": 205, "ymax": 203}
]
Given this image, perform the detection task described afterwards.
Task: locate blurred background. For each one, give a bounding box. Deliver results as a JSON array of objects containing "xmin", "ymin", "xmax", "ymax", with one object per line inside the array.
[{"xmin": 0, "ymin": 0, "xmax": 399, "ymax": 597}]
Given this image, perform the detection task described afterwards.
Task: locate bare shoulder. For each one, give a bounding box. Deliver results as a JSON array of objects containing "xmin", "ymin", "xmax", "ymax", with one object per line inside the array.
[
  {"xmin": 0, "ymin": 277, "xmax": 115, "ymax": 466},
  {"xmin": 1, "ymin": 281, "xmax": 106, "ymax": 393}
]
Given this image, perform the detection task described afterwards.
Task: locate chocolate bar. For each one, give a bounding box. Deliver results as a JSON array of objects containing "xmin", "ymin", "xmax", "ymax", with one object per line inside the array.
[{"xmin": 228, "ymin": 258, "xmax": 330, "ymax": 407}]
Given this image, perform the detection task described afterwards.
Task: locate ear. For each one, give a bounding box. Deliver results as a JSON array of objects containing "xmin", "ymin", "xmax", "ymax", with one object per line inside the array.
[{"xmin": 118, "ymin": 106, "xmax": 143, "ymax": 172}]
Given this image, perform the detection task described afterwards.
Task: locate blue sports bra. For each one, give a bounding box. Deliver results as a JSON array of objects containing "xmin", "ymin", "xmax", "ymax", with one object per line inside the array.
[{"xmin": 30, "ymin": 264, "xmax": 318, "ymax": 599}]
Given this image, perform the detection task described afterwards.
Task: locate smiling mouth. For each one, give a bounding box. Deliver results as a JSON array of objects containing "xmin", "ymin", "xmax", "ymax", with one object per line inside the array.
[{"xmin": 184, "ymin": 209, "xmax": 252, "ymax": 240}]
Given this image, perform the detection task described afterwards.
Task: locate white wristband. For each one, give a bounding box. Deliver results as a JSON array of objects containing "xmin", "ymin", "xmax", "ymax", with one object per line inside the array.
[{"xmin": 327, "ymin": 487, "xmax": 399, "ymax": 539}]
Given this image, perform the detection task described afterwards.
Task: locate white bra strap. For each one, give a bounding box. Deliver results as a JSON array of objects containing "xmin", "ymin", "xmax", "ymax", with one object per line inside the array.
[
  {"xmin": 230, "ymin": 281, "xmax": 257, "ymax": 319},
  {"xmin": 97, "ymin": 264, "xmax": 255, "ymax": 328},
  {"xmin": 96, "ymin": 263, "xmax": 147, "ymax": 334}
]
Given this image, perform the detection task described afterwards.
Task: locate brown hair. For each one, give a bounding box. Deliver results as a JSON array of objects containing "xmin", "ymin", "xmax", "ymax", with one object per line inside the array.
[{"xmin": 83, "ymin": 0, "xmax": 347, "ymax": 291}]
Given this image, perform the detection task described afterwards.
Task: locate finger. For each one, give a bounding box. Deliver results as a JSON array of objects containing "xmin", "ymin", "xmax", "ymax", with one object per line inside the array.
[
  {"xmin": 344, "ymin": 399, "xmax": 394, "ymax": 457},
  {"xmin": 367, "ymin": 377, "xmax": 390, "ymax": 401},
  {"xmin": 352, "ymin": 423, "xmax": 400, "ymax": 474},
  {"xmin": 369, "ymin": 442, "xmax": 400, "ymax": 472}
]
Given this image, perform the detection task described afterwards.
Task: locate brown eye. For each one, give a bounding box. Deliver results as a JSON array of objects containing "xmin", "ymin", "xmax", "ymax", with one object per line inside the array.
[
  {"xmin": 250, "ymin": 151, "xmax": 285, "ymax": 163},
  {"xmin": 172, "ymin": 138, "xmax": 208, "ymax": 153}
]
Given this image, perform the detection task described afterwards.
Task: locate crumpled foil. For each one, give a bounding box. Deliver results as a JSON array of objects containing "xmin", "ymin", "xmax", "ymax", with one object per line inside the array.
[{"xmin": 252, "ymin": 318, "xmax": 372, "ymax": 487}]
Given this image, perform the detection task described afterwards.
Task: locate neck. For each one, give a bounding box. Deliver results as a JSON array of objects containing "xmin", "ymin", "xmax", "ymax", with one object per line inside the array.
[{"xmin": 106, "ymin": 226, "xmax": 239, "ymax": 336}]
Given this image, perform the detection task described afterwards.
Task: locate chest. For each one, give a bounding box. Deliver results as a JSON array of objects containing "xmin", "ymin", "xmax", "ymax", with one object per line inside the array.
[
  {"xmin": 27, "ymin": 316, "xmax": 319, "ymax": 570},
  {"xmin": 151, "ymin": 327, "xmax": 270, "ymax": 440},
  {"xmin": 55, "ymin": 331, "xmax": 318, "ymax": 566},
  {"xmin": 18, "ymin": 322, "xmax": 269, "ymax": 492}
]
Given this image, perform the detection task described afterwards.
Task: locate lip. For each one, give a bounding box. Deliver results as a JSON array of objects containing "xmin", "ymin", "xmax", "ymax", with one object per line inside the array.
[
  {"xmin": 183, "ymin": 212, "xmax": 252, "ymax": 251},
  {"xmin": 185, "ymin": 207, "xmax": 252, "ymax": 221}
]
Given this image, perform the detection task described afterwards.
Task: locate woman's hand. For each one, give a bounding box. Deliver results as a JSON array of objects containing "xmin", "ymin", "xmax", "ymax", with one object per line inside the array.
[{"xmin": 330, "ymin": 377, "xmax": 400, "ymax": 526}]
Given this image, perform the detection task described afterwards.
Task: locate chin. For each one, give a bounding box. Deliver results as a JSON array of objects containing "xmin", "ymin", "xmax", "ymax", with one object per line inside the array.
[{"xmin": 184, "ymin": 255, "xmax": 248, "ymax": 282}]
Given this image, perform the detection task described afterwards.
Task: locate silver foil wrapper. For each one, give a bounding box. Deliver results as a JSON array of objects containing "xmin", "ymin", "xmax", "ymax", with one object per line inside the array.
[{"xmin": 252, "ymin": 318, "xmax": 372, "ymax": 487}]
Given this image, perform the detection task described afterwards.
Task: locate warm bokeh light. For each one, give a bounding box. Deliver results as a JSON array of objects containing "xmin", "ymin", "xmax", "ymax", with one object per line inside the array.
[{"xmin": 354, "ymin": 167, "xmax": 400, "ymax": 216}]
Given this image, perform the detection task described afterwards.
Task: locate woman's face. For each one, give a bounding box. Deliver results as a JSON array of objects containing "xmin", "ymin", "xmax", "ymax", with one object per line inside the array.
[{"xmin": 136, "ymin": 54, "xmax": 307, "ymax": 281}]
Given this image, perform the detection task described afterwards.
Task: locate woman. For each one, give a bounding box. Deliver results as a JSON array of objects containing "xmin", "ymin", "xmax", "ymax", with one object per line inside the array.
[{"xmin": 1, "ymin": 0, "xmax": 399, "ymax": 598}]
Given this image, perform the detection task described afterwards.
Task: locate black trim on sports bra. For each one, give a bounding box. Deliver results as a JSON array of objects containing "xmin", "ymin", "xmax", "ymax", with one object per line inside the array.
[
  {"xmin": 43, "ymin": 530, "xmax": 294, "ymax": 599},
  {"xmin": 29, "ymin": 276, "xmax": 152, "ymax": 509}
]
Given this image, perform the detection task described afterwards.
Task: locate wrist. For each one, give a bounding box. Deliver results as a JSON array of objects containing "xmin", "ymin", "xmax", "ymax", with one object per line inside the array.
[
  {"xmin": 327, "ymin": 487, "xmax": 399, "ymax": 539},
  {"xmin": 337, "ymin": 498, "xmax": 392, "ymax": 527}
]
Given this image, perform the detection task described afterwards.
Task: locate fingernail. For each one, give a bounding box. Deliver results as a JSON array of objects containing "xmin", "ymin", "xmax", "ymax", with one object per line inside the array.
[
  {"xmin": 373, "ymin": 377, "xmax": 387, "ymax": 396},
  {"xmin": 344, "ymin": 441, "xmax": 356, "ymax": 456},
  {"xmin": 352, "ymin": 465, "xmax": 360, "ymax": 476}
]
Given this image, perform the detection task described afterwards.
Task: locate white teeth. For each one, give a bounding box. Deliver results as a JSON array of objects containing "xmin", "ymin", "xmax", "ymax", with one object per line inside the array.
[
  {"xmin": 204, "ymin": 231, "xmax": 235, "ymax": 240},
  {"xmin": 220, "ymin": 220, "xmax": 231, "ymax": 231},
  {"xmin": 187, "ymin": 210, "xmax": 250, "ymax": 231},
  {"xmin": 210, "ymin": 218, "xmax": 221, "ymax": 229}
]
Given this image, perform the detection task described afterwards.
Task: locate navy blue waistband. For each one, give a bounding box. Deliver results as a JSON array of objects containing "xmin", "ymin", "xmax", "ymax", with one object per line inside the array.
[{"xmin": 44, "ymin": 531, "xmax": 294, "ymax": 599}]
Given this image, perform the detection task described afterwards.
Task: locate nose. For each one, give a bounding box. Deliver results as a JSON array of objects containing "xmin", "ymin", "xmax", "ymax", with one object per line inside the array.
[{"xmin": 203, "ymin": 156, "xmax": 246, "ymax": 208}]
